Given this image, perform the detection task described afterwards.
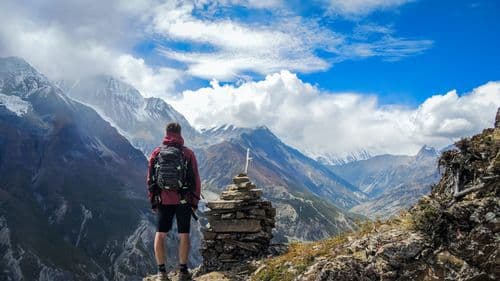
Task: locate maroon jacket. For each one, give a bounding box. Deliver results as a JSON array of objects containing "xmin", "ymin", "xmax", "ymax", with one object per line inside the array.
[{"xmin": 147, "ymin": 132, "xmax": 201, "ymax": 207}]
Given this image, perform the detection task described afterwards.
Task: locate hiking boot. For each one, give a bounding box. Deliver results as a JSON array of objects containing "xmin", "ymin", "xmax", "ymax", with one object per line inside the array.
[
  {"xmin": 157, "ymin": 272, "xmax": 171, "ymax": 281},
  {"xmin": 178, "ymin": 270, "xmax": 192, "ymax": 281}
]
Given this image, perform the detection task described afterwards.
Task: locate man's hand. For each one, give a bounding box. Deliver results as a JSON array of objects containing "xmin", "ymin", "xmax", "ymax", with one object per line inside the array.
[
  {"xmin": 191, "ymin": 205, "xmax": 199, "ymax": 221},
  {"xmin": 148, "ymin": 183, "xmax": 161, "ymax": 195},
  {"xmin": 150, "ymin": 195, "xmax": 161, "ymax": 212}
]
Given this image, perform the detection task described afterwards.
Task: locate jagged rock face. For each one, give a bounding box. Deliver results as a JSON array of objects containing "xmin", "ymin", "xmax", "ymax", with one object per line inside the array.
[
  {"xmin": 200, "ymin": 174, "xmax": 276, "ymax": 272},
  {"xmin": 254, "ymin": 119, "xmax": 499, "ymax": 281}
]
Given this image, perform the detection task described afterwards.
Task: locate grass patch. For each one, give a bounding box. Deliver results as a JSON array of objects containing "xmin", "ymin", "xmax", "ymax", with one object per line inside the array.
[
  {"xmin": 253, "ymin": 234, "xmax": 349, "ymax": 281},
  {"xmin": 253, "ymin": 211, "xmax": 416, "ymax": 281}
]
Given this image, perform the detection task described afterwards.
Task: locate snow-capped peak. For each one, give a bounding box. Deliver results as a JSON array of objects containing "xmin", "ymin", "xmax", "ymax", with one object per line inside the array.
[
  {"xmin": 415, "ymin": 145, "xmax": 439, "ymax": 160},
  {"xmin": 314, "ymin": 149, "xmax": 373, "ymax": 166},
  {"xmin": 0, "ymin": 56, "xmax": 52, "ymax": 98}
]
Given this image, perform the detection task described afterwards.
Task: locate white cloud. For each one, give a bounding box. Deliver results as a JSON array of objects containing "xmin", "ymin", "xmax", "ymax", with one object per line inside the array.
[
  {"xmin": 115, "ymin": 55, "xmax": 183, "ymax": 98},
  {"xmin": 0, "ymin": 0, "xmax": 182, "ymax": 98},
  {"xmin": 413, "ymin": 82, "xmax": 500, "ymax": 139},
  {"xmin": 0, "ymin": 0, "xmax": 492, "ymax": 159},
  {"xmin": 167, "ymin": 71, "xmax": 500, "ymax": 156},
  {"xmin": 326, "ymin": 0, "xmax": 414, "ymax": 16},
  {"xmin": 152, "ymin": 2, "xmax": 341, "ymax": 80},
  {"xmin": 0, "ymin": 22, "xmax": 181, "ymax": 98},
  {"xmin": 0, "ymin": 0, "xmax": 432, "ymax": 87},
  {"xmin": 150, "ymin": 0, "xmax": 432, "ymax": 80},
  {"xmin": 339, "ymin": 35, "xmax": 433, "ymax": 60},
  {"xmin": 203, "ymin": 0, "xmax": 283, "ymax": 9}
]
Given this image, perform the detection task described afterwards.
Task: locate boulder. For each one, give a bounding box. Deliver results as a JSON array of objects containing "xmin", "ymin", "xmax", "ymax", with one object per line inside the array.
[{"xmin": 210, "ymin": 219, "xmax": 262, "ymax": 233}]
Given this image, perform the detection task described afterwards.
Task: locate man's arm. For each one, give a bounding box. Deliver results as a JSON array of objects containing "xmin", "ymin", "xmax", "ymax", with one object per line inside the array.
[
  {"xmin": 189, "ymin": 151, "xmax": 201, "ymax": 208},
  {"xmin": 147, "ymin": 147, "xmax": 161, "ymax": 202}
]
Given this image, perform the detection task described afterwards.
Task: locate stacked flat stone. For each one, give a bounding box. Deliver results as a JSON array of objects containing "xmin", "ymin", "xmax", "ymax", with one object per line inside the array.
[{"xmin": 201, "ymin": 174, "xmax": 276, "ymax": 271}]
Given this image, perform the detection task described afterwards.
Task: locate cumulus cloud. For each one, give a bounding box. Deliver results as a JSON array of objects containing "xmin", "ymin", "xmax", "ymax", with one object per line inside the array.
[{"xmin": 167, "ymin": 71, "xmax": 500, "ymax": 156}]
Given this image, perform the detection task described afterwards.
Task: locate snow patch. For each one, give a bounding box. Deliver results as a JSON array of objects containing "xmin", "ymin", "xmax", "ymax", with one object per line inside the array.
[
  {"xmin": 49, "ymin": 199, "xmax": 69, "ymax": 224},
  {"xmin": 0, "ymin": 93, "xmax": 31, "ymax": 116},
  {"xmin": 75, "ymin": 205, "xmax": 93, "ymax": 247},
  {"xmin": 313, "ymin": 149, "xmax": 373, "ymax": 166}
]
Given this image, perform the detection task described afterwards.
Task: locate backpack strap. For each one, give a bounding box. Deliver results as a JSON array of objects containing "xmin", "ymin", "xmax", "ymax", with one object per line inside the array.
[{"xmin": 179, "ymin": 146, "xmax": 196, "ymax": 205}]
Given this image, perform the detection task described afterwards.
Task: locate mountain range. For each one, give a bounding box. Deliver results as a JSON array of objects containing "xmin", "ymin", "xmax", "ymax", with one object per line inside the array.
[
  {"xmin": 0, "ymin": 57, "xmax": 158, "ymax": 280},
  {"xmin": 331, "ymin": 145, "xmax": 441, "ymax": 218},
  {"xmin": 64, "ymin": 75, "xmax": 368, "ymax": 241},
  {"xmin": 0, "ymin": 56, "xmax": 443, "ymax": 280}
]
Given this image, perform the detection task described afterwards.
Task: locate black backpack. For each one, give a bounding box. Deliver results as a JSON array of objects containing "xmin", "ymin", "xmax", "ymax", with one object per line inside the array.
[{"xmin": 155, "ymin": 145, "xmax": 188, "ymax": 191}]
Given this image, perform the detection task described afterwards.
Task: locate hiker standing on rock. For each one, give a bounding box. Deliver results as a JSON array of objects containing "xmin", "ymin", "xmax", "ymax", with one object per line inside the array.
[{"xmin": 147, "ymin": 123, "xmax": 201, "ymax": 281}]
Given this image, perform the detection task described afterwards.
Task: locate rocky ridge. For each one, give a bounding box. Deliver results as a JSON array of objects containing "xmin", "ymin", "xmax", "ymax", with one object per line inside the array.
[{"xmin": 252, "ymin": 110, "xmax": 499, "ymax": 280}]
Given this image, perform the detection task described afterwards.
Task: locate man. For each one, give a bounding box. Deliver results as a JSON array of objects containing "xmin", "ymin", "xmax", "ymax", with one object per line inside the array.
[{"xmin": 147, "ymin": 123, "xmax": 201, "ymax": 281}]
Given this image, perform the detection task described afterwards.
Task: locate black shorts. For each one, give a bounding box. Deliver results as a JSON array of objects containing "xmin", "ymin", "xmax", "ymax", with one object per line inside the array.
[{"xmin": 157, "ymin": 204, "xmax": 192, "ymax": 233}]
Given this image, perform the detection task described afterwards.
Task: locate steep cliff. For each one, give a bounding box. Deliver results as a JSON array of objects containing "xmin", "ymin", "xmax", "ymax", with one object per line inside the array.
[{"xmin": 0, "ymin": 57, "xmax": 200, "ymax": 281}]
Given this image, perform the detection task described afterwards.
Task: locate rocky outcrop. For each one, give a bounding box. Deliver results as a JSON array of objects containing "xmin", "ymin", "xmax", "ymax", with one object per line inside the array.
[
  {"xmin": 201, "ymin": 174, "xmax": 276, "ymax": 272},
  {"xmin": 254, "ymin": 112, "xmax": 500, "ymax": 281}
]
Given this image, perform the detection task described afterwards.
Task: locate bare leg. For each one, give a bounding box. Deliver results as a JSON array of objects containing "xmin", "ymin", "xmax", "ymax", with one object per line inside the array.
[
  {"xmin": 154, "ymin": 232, "xmax": 167, "ymax": 265},
  {"xmin": 178, "ymin": 233, "xmax": 190, "ymax": 265}
]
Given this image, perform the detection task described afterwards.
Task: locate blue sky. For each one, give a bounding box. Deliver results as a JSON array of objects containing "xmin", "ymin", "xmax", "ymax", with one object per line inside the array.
[
  {"xmin": 302, "ymin": 0, "xmax": 500, "ymax": 105},
  {"xmin": 1, "ymin": 0, "xmax": 499, "ymax": 156},
  {"xmin": 131, "ymin": 0, "xmax": 499, "ymax": 106}
]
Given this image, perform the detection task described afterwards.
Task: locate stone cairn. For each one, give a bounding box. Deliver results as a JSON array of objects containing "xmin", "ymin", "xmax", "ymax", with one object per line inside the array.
[{"xmin": 201, "ymin": 173, "xmax": 276, "ymax": 272}]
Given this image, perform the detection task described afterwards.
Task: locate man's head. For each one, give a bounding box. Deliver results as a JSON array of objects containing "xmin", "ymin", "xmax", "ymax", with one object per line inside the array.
[{"xmin": 166, "ymin": 122, "xmax": 182, "ymax": 135}]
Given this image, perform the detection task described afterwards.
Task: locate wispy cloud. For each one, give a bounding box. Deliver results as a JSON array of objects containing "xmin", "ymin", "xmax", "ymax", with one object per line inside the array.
[
  {"xmin": 340, "ymin": 35, "xmax": 433, "ymax": 61},
  {"xmin": 325, "ymin": 0, "xmax": 414, "ymax": 16},
  {"xmin": 152, "ymin": 0, "xmax": 431, "ymax": 80},
  {"xmin": 152, "ymin": 2, "xmax": 341, "ymax": 79},
  {"xmin": 0, "ymin": 0, "xmax": 432, "ymax": 93},
  {"xmin": 205, "ymin": 0, "xmax": 283, "ymax": 9}
]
